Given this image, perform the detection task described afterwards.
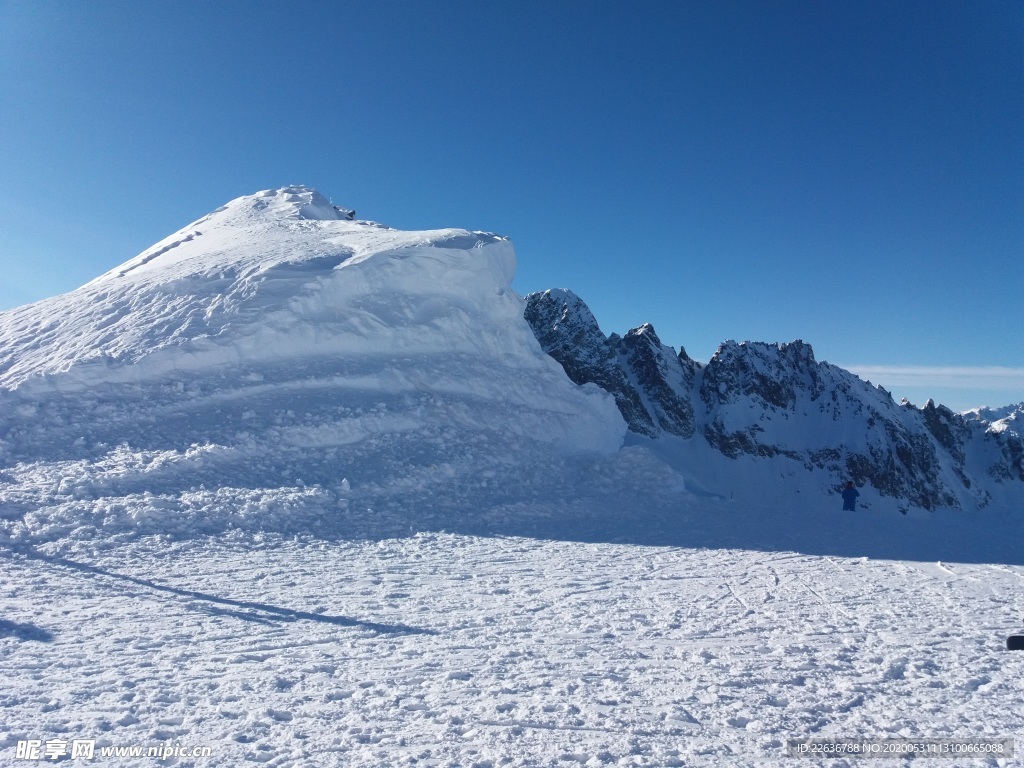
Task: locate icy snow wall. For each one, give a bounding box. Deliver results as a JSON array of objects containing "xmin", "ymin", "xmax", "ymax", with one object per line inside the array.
[{"xmin": 0, "ymin": 187, "xmax": 624, "ymax": 459}]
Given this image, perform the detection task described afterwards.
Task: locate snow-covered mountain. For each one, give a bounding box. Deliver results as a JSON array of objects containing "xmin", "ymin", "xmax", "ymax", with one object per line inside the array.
[
  {"xmin": 0, "ymin": 186, "xmax": 1018, "ymax": 539},
  {"xmin": 525, "ymin": 288, "xmax": 1024, "ymax": 512},
  {"xmin": 0, "ymin": 186, "xmax": 622, "ymax": 455},
  {"xmin": 0, "ymin": 187, "xmax": 632, "ymax": 544}
]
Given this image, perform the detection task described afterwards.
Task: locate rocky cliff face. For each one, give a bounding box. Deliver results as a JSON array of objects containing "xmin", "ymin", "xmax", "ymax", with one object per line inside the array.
[
  {"xmin": 524, "ymin": 290, "xmax": 698, "ymax": 438},
  {"xmin": 525, "ymin": 289, "xmax": 1023, "ymax": 512}
]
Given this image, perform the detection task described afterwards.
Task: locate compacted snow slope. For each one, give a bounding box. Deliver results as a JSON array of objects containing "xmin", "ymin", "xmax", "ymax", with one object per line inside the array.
[
  {"xmin": 0, "ymin": 186, "xmax": 623, "ymax": 457},
  {"xmin": 1, "ymin": 188, "xmax": 1022, "ymax": 767}
]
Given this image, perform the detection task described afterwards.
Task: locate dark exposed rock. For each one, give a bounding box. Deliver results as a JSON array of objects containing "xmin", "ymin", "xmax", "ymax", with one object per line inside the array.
[
  {"xmin": 524, "ymin": 290, "xmax": 656, "ymax": 436},
  {"xmin": 700, "ymin": 340, "xmax": 824, "ymax": 411},
  {"xmin": 703, "ymin": 418, "xmax": 802, "ymax": 460},
  {"xmin": 990, "ymin": 433, "xmax": 1024, "ymax": 483},
  {"xmin": 617, "ymin": 324, "xmax": 697, "ymax": 438},
  {"xmin": 921, "ymin": 399, "xmax": 969, "ymax": 464}
]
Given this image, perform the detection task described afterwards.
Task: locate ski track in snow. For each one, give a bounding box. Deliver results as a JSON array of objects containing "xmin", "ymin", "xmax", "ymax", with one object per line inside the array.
[{"xmin": 2, "ymin": 533, "xmax": 1022, "ymax": 767}]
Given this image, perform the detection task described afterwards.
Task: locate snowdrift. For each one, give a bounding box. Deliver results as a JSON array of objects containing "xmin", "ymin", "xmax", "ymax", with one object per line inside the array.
[
  {"xmin": 0, "ymin": 186, "xmax": 623, "ymax": 452},
  {"xmin": 0, "ymin": 187, "xmax": 626, "ymax": 544}
]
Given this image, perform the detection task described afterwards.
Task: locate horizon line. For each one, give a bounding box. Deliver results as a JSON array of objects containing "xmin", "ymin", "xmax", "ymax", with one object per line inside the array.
[{"xmin": 841, "ymin": 364, "xmax": 1024, "ymax": 392}]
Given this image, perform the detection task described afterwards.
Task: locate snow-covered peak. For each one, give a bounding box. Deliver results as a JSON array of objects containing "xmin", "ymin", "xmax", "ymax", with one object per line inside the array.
[
  {"xmin": 525, "ymin": 289, "xmax": 600, "ymax": 335},
  {"xmin": 84, "ymin": 186, "xmax": 374, "ymax": 287},
  {"xmin": 1, "ymin": 186, "xmax": 500, "ymax": 385},
  {"xmin": 0, "ymin": 188, "xmax": 624, "ymax": 454},
  {"xmin": 524, "ymin": 289, "xmax": 616, "ymax": 375},
  {"xmin": 214, "ymin": 185, "xmax": 355, "ymax": 222},
  {"xmin": 81, "ymin": 184, "xmax": 510, "ymax": 292},
  {"xmin": 702, "ymin": 339, "xmax": 824, "ymax": 410},
  {"xmin": 963, "ymin": 402, "xmax": 1024, "ymax": 438}
]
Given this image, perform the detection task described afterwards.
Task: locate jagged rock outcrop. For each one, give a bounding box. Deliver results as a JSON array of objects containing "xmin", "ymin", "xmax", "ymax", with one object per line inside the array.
[
  {"xmin": 524, "ymin": 289, "xmax": 655, "ymax": 435},
  {"xmin": 618, "ymin": 324, "xmax": 698, "ymax": 438},
  {"xmin": 698, "ymin": 341, "xmax": 968, "ymax": 510},
  {"xmin": 700, "ymin": 340, "xmax": 825, "ymax": 410},
  {"xmin": 526, "ymin": 289, "xmax": 1023, "ymax": 511},
  {"xmin": 524, "ymin": 290, "xmax": 697, "ymax": 438}
]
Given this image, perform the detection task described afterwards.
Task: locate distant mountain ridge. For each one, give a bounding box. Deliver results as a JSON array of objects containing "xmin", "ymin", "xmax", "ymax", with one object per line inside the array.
[
  {"xmin": 525, "ymin": 288, "xmax": 1024, "ymax": 512},
  {"xmin": 963, "ymin": 403, "xmax": 1024, "ymax": 439}
]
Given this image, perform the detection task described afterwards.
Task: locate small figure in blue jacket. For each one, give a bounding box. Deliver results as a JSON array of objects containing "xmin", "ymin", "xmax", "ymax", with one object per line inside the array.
[{"xmin": 841, "ymin": 481, "xmax": 860, "ymax": 511}]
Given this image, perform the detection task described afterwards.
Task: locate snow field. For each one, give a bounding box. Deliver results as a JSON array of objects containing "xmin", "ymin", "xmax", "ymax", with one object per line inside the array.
[{"xmin": 2, "ymin": 533, "xmax": 1022, "ymax": 767}]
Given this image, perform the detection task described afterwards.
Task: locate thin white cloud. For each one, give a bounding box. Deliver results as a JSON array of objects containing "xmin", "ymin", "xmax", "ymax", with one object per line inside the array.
[{"xmin": 842, "ymin": 365, "xmax": 1024, "ymax": 390}]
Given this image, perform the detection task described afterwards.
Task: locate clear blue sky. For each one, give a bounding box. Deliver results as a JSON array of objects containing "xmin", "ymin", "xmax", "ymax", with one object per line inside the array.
[{"xmin": 1, "ymin": 0, "xmax": 1021, "ymax": 410}]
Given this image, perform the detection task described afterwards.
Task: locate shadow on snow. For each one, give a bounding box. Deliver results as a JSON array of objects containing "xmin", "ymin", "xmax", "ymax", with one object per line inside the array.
[
  {"xmin": 0, "ymin": 618, "xmax": 55, "ymax": 643},
  {"xmin": 0, "ymin": 546, "xmax": 436, "ymax": 636}
]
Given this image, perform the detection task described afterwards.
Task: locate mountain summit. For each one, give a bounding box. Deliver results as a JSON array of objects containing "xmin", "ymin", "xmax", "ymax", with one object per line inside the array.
[
  {"xmin": 0, "ymin": 188, "xmax": 624, "ymax": 482},
  {"xmin": 2, "ymin": 186, "xmax": 521, "ymax": 386}
]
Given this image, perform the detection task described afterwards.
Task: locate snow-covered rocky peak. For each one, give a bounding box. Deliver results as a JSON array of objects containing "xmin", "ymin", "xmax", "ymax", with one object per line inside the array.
[
  {"xmin": 525, "ymin": 290, "xmax": 698, "ymax": 439},
  {"xmin": 524, "ymin": 289, "xmax": 610, "ymax": 372},
  {"xmin": 963, "ymin": 402, "xmax": 1024, "ymax": 439},
  {"xmin": 525, "ymin": 289, "xmax": 1023, "ymax": 512},
  {"xmin": 701, "ymin": 339, "xmax": 823, "ymax": 410}
]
